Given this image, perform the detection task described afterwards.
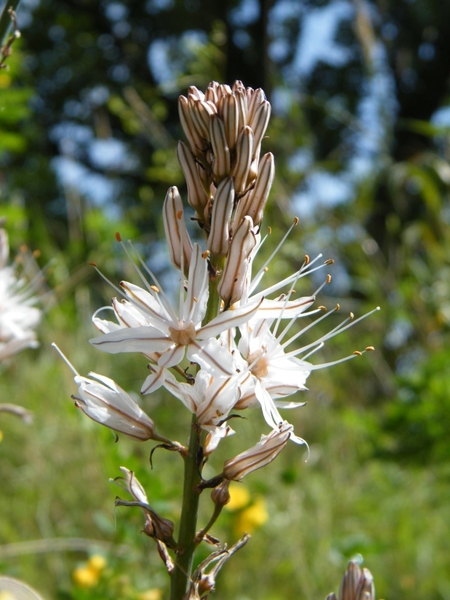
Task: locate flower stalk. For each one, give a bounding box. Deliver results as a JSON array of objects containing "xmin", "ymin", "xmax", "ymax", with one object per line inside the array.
[{"xmin": 55, "ymin": 80, "xmax": 378, "ymax": 600}]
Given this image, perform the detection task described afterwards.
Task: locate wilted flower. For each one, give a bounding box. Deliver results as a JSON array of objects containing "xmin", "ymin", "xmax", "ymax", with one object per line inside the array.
[{"xmin": 113, "ymin": 467, "xmax": 177, "ymax": 551}]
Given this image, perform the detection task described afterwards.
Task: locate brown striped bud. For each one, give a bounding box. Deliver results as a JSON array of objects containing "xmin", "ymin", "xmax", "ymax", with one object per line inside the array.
[
  {"xmin": 207, "ymin": 177, "xmax": 234, "ymax": 257},
  {"xmin": 218, "ymin": 216, "xmax": 257, "ymax": 306}
]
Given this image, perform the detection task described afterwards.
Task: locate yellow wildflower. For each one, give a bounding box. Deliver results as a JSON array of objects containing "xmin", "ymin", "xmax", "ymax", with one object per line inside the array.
[
  {"xmin": 235, "ymin": 496, "xmax": 268, "ymax": 534},
  {"xmin": 224, "ymin": 483, "xmax": 250, "ymax": 511}
]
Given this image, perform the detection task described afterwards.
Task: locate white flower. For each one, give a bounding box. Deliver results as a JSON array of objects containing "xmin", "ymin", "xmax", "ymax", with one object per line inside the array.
[
  {"xmin": 90, "ymin": 243, "xmax": 262, "ymax": 390},
  {"xmin": 154, "ymin": 366, "xmax": 242, "ymax": 454},
  {"xmin": 0, "ymin": 227, "xmax": 42, "ymax": 362}
]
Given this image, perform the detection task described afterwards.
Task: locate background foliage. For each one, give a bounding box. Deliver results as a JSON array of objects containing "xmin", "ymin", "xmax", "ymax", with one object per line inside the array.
[{"xmin": 1, "ymin": 0, "xmax": 449, "ymax": 598}]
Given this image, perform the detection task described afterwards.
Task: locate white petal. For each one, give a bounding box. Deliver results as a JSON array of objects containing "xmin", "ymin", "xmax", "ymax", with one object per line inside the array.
[
  {"xmin": 90, "ymin": 327, "xmax": 173, "ymax": 354},
  {"xmin": 183, "ymin": 244, "xmax": 209, "ymax": 325},
  {"xmin": 187, "ymin": 338, "xmax": 235, "ymax": 375},
  {"xmin": 197, "ymin": 298, "xmax": 263, "ymax": 340}
]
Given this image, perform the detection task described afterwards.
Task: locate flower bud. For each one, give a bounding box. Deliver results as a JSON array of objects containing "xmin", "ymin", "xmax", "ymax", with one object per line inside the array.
[
  {"xmin": 339, "ymin": 562, "xmax": 375, "ymax": 600},
  {"xmin": 223, "ymin": 422, "xmax": 293, "ymax": 481},
  {"xmin": 326, "ymin": 561, "xmax": 376, "ymax": 600},
  {"xmin": 211, "ymin": 480, "xmax": 231, "ymax": 508},
  {"xmin": 177, "ymin": 141, "xmax": 209, "ymax": 212},
  {"xmin": 221, "ymin": 92, "xmax": 239, "ymax": 150},
  {"xmin": 234, "ymin": 152, "xmax": 274, "ymax": 226},
  {"xmin": 178, "ymin": 94, "xmax": 205, "ymax": 157},
  {"xmin": 231, "ymin": 125, "xmax": 254, "ymax": 194},
  {"xmin": 207, "ymin": 177, "xmax": 234, "ymax": 257},
  {"xmin": 218, "ymin": 216, "xmax": 257, "ymax": 306},
  {"xmin": 72, "ymin": 372, "xmax": 157, "ymax": 441},
  {"xmin": 210, "ymin": 113, "xmax": 231, "ymax": 180},
  {"xmin": 163, "ymin": 185, "xmax": 193, "ymax": 271}
]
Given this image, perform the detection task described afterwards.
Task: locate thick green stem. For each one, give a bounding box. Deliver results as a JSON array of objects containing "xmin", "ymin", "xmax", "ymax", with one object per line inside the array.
[{"xmin": 170, "ymin": 414, "xmax": 202, "ymax": 600}]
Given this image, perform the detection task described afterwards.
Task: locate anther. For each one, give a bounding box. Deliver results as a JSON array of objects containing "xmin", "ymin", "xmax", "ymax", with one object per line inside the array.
[
  {"xmin": 365, "ymin": 346, "xmax": 375, "ymax": 351},
  {"xmin": 293, "ymin": 217, "xmax": 299, "ymax": 226},
  {"xmin": 318, "ymin": 305, "xmax": 327, "ymax": 311},
  {"xmin": 349, "ymin": 312, "xmax": 354, "ymax": 319},
  {"xmin": 324, "ymin": 258, "xmax": 334, "ymax": 265},
  {"xmin": 115, "ymin": 232, "xmax": 122, "ymax": 242},
  {"xmin": 89, "ymin": 261, "xmax": 97, "ymax": 267},
  {"xmin": 335, "ymin": 303, "xmax": 341, "ymax": 311},
  {"xmin": 267, "ymin": 226, "xmax": 272, "ymax": 234},
  {"xmin": 326, "ymin": 274, "xmax": 332, "ymax": 284},
  {"xmin": 304, "ymin": 254, "xmax": 310, "ymax": 265},
  {"xmin": 150, "ymin": 285, "xmax": 160, "ymax": 293},
  {"xmin": 353, "ymin": 350, "xmax": 362, "ymax": 356},
  {"xmin": 202, "ymin": 250, "xmax": 210, "ymax": 259}
]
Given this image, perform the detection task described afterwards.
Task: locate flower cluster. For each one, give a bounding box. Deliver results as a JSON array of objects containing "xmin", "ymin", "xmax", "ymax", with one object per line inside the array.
[
  {"xmin": 0, "ymin": 224, "xmax": 42, "ymax": 363},
  {"xmin": 85, "ymin": 81, "xmax": 376, "ymax": 473}
]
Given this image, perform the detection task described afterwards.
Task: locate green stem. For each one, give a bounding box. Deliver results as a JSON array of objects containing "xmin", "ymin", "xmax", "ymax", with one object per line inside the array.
[
  {"xmin": 170, "ymin": 255, "xmax": 225, "ymax": 598},
  {"xmin": 170, "ymin": 415, "xmax": 202, "ymax": 600}
]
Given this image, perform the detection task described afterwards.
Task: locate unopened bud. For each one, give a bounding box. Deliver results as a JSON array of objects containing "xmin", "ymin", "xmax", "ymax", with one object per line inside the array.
[
  {"xmin": 223, "ymin": 422, "xmax": 293, "ymax": 481},
  {"xmin": 211, "ymin": 480, "xmax": 231, "ymax": 508},
  {"xmin": 326, "ymin": 561, "xmax": 376, "ymax": 600},
  {"xmin": 178, "ymin": 95, "xmax": 205, "ymax": 157},
  {"xmin": 210, "ymin": 114, "xmax": 231, "ymax": 180},
  {"xmin": 72, "ymin": 373, "xmax": 157, "ymax": 441},
  {"xmin": 231, "ymin": 125, "xmax": 254, "ymax": 193},
  {"xmin": 234, "ymin": 152, "xmax": 274, "ymax": 226},
  {"xmin": 177, "ymin": 141, "xmax": 209, "ymax": 212},
  {"xmin": 207, "ymin": 177, "xmax": 234, "ymax": 257},
  {"xmin": 163, "ymin": 186, "xmax": 193, "ymax": 273},
  {"xmin": 218, "ymin": 216, "xmax": 257, "ymax": 306}
]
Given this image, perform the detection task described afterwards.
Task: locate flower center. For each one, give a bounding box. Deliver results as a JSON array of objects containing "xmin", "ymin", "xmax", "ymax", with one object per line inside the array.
[
  {"xmin": 169, "ymin": 323, "xmax": 196, "ymax": 346},
  {"xmin": 248, "ymin": 351, "xmax": 269, "ymax": 378}
]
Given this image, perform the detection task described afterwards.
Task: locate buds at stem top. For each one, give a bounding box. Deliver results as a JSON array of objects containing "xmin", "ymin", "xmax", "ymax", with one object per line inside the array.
[
  {"xmin": 178, "ymin": 95, "xmax": 205, "ymax": 157},
  {"xmin": 231, "ymin": 125, "xmax": 254, "ymax": 194},
  {"xmin": 163, "ymin": 186, "xmax": 193, "ymax": 272},
  {"xmin": 217, "ymin": 215, "xmax": 257, "ymax": 306},
  {"xmin": 207, "ymin": 177, "xmax": 234, "ymax": 258},
  {"xmin": 177, "ymin": 141, "xmax": 209, "ymax": 213},
  {"xmin": 233, "ymin": 152, "xmax": 274, "ymax": 226},
  {"xmin": 210, "ymin": 114, "xmax": 231, "ymax": 181}
]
